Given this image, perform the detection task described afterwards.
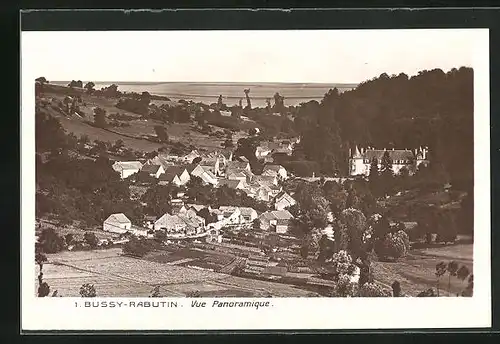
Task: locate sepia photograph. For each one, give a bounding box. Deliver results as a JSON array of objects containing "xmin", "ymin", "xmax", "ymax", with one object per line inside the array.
[{"xmin": 21, "ymin": 27, "xmax": 491, "ymax": 330}]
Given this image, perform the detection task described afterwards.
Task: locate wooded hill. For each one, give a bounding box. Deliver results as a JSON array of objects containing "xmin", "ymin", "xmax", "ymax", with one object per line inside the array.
[{"xmin": 292, "ymin": 67, "xmax": 473, "ymax": 185}]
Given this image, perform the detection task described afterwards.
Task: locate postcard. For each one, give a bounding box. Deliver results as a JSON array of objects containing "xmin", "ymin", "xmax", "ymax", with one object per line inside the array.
[{"xmin": 21, "ymin": 28, "xmax": 491, "ymax": 331}]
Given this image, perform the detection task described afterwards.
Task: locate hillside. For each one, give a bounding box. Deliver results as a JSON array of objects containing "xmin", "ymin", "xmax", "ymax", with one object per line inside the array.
[{"xmin": 36, "ymin": 84, "xmax": 251, "ymax": 154}]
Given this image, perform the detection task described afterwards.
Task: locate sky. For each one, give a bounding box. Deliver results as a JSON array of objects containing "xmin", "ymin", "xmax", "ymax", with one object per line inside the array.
[{"xmin": 22, "ymin": 29, "xmax": 481, "ymax": 84}]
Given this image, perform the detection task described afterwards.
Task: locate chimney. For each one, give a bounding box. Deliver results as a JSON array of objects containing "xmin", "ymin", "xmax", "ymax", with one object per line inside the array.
[
  {"xmin": 392, "ymin": 148, "xmax": 394, "ymax": 151},
  {"xmin": 349, "ymin": 148, "xmax": 352, "ymax": 157},
  {"xmin": 384, "ymin": 148, "xmax": 386, "ymax": 151},
  {"xmin": 360, "ymin": 147, "xmax": 364, "ymax": 154}
]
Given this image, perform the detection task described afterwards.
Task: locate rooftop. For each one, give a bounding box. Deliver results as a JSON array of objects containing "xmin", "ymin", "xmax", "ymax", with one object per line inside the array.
[
  {"xmin": 105, "ymin": 213, "xmax": 131, "ymax": 224},
  {"xmin": 113, "ymin": 161, "xmax": 142, "ymax": 171},
  {"xmin": 141, "ymin": 164, "xmax": 162, "ymax": 173}
]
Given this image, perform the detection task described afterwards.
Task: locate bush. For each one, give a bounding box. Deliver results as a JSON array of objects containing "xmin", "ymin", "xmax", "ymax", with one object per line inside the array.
[
  {"xmin": 123, "ymin": 237, "xmax": 155, "ymax": 257},
  {"xmin": 79, "ymin": 283, "xmax": 96, "ymax": 297},
  {"xmin": 332, "ymin": 274, "xmax": 359, "ymax": 297},
  {"xmin": 374, "ymin": 230, "xmax": 410, "ymax": 261},
  {"xmin": 358, "ymin": 282, "xmax": 391, "ymax": 297},
  {"xmin": 116, "ymin": 98, "xmax": 149, "ymax": 116}
]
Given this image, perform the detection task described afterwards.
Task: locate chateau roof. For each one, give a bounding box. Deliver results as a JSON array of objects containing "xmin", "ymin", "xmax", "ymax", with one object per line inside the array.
[{"xmin": 353, "ymin": 148, "xmax": 416, "ymax": 161}]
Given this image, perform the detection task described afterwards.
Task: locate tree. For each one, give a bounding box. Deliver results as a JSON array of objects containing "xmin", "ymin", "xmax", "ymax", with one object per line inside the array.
[
  {"xmin": 374, "ymin": 230, "xmax": 410, "ymax": 261},
  {"xmin": 291, "ymin": 182, "xmax": 330, "ymax": 254},
  {"xmin": 217, "ymin": 95, "xmax": 225, "ymax": 110},
  {"xmin": 244, "ymin": 89, "xmax": 252, "ymax": 110},
  {"xmin": 154, "ymin": 126, "xmax": 169, "ymax": 143},
  {"xmin": 93, "ymin": 107, "xmax": 107, "ymax": 128},
  {"xmin": 273, "ymin": 92, "xmax": 285, "ymax": 114},
  {"xmin": 68, "ymin": 80, "xmax": 83, "ymax": 88},
  {"xmin": 369, "ymin": 157, "xmax": 380, "ymax": 194},
  {"xmin": 111, "ymin": 139, "xmax": 125, "ymax": 153},
  {"xmin": 221, "ymin": 138, "xmax": 234, "ymax": 149},
  {"xmin": 35, "ymin": 252, "xmax": 52, "ymax": 297},
  {"xmin": 197, "ymin": 208, "xmax": 217, "ymax": 225},
  {"xmin": 141, "ymin": 91, "xmax": 152, "ymax": 105},
  {"xmin": 338, "ymin": 208, "xmax": 367, "ymax": 260},
  {"xmin": 79, "ymin": 283, "xmax": 96, "ymax": 297},
  {"xmin": 84, "ymin": 81, "xmax": 95, "ymax": 94},
  {"xmin": 38, "ymin": 228, "xmax": 65, "ymax": 253},
  {"xmin": 36, "ymin": 76, "xmax": 48, "ymax": 84},
  {"xmin": 141, "ymin": 185, "xmax": 173, "ymax": 216},
  {"xmin": 379, "ymin": 151, "xmax": 394, "ymax": 195},
  {"xmin": 64, "ymin": 233, "xmax": 74, "ymax": 246},
  {"xmin": 84, "ymin": 232, "xmax": 99, "ymax": 248},
  {"xmin": 122, "ymin": 236, "xmax": 155, "ymax": 257}
]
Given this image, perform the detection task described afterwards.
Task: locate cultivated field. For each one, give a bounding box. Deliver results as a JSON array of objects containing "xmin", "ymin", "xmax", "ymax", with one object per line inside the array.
[{"xmin": 38, "ymin": 248, "xmax": 318, "ymax": 297}]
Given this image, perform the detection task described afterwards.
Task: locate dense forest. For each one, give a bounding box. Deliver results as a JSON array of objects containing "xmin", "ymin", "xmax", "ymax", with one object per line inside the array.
[{"xmin": 292, "ymin": 67, "xmax": 473, "ymax": 185}]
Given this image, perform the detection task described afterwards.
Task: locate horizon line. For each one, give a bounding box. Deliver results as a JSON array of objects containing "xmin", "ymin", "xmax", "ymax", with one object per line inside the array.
[{"xmin": 49, "ymin": 80, "xmax": 361, "ymax": 85}]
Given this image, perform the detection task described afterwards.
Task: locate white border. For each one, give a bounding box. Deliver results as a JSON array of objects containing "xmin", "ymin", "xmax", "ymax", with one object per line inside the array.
[{"xmin": 21, "ymin": 29, "xmax": 491, "ymax": 331}]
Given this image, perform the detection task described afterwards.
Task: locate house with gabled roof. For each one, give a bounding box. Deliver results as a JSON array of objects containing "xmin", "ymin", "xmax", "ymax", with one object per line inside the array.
[
  {"xmin": 253, "ymin": 174, "xmax": 279, "ymax": 187},
  {"xmin": 239, "ymin": 207, "xmax": 258, "ymax": 223},
  {"xmin": 181, "ymin": 150, "xmax": 201, "ymax": 163},
  {"xmin": 262, "ymin": 164, "xmax": 288, "ymax": 180},
  {"xmin": 112, "ymin": 161, "xmax": 143, "ymax": 179},
  {"xmin": 274, "ymin": 191, "xmax": 296, "ymax": 211},
  {"xmin": 190, "ymin": 164, "xmax": 219, "ymax": 186},
  {"xmin": 103, "ymin": 213, "xmax": 132, "ymax": 234},
  {"xmin": 183, "ymin": 204, "xmax": 211, "ymax": 213},
  {"xmin": 154, "ymin": 213, "xmax": 197, "ymax": 235},
  {"xmin": 218, "ymin": 179, "xmax": 246, "ymax": 190},
  {"xmin": 170, "ymin": 198, "xmax": 185, "ymax": 215},
  {"xmin": 145, "ymin": 155, "xmax": 175, "ymax": 170},
  {"xmin": 140, "ymin": 164, "xmax": 165, "ymax": 178},
  {"xmin": 257, "ymin": 210, "xmax": 294, "ymax": 233},
  {"xmin": 217, "ymin": 206, "xmax": 242, "ymax": 226},
  {"xmin": 227, "ymin": 170, "xmax": 248, "ymax": 183},
  {"xmin": 158, "ymin": 166, "xmax": 191, "ymax": 186},
  {"xmin": 225, "ymin": 161, "xmax": 251, "ymax": 176}
]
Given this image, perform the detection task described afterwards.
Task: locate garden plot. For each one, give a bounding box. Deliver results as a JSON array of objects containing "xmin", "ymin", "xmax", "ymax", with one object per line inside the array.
[
  {"xmin": 64, "ymin": 255, "xmax": 229, "ymax": 285},
  {"xmin": 214, "ymin": 276, "xmax": 319, "ymax": 297},
  {"xmin": 145, "ymin": 249, "xmax": 236, "ymax": 272},
  {"xmin": 46, "ymin": 247, "xmax": 123, "ymax": 263},
  {"xmin": 37, "ymin": 262, "xmax": 153, "ymax": 297}
]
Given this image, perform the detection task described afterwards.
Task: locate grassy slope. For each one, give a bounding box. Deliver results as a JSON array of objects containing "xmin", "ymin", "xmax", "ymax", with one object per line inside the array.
[{"xmin": 39, "ymin": 87, "xmax": 247, "ymax": 153}]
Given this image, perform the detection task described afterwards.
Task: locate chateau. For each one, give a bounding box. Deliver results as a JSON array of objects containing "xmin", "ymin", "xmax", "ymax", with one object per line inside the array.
[{"xmin": 348, "ymin": 146, "xmax": 429, "ymax": 176}]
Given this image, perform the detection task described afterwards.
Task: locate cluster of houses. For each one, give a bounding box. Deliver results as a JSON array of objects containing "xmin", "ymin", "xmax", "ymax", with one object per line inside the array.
[
  {"xmin": 112, "ymin": 147, "xmax": 291, "ymax": 203},
  {"xmin": 103, "ymin": 186, "xmax": 298, "ymax": 241}
]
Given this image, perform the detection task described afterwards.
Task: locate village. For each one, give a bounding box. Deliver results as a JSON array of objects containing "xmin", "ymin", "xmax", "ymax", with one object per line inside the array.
[{"xmin": 34, "ymin": 65, "xmax": 473, "ymax": 299}]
